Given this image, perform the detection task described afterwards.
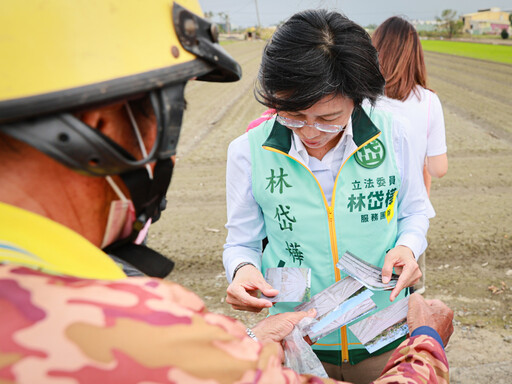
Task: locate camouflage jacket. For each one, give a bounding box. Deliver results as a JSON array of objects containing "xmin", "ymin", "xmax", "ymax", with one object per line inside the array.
[{"xmin": 0, "ymin": 264, "xmax": 449, "ymax": 384}]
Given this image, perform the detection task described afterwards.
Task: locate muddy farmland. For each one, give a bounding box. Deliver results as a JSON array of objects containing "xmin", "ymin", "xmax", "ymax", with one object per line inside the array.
[{"xmin": 148, "ymin": 42, "xmax": 512, "ymax": 383}]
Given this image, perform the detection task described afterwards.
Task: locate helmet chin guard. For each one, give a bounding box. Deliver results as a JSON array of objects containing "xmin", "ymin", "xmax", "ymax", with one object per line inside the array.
[{"xmin": 0, "ymin": 83, "xmax": 186, "ymax": 176}]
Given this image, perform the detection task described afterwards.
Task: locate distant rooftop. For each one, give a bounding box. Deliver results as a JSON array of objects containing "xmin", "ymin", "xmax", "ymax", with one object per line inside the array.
[{"xmin": 477, "ymin": 7, "xmax": 501, "ymax": 12}]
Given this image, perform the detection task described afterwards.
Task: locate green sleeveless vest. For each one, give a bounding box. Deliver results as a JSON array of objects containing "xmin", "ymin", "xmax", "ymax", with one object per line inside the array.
[{"xmin": 248, "ymin": 107, "xmax": 405, "ymax": 363}]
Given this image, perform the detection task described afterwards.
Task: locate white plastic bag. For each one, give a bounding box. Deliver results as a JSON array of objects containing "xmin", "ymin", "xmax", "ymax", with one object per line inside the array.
[{"xmin": 283, "ymin": 317, "xmax": 328, "ymax": 378}]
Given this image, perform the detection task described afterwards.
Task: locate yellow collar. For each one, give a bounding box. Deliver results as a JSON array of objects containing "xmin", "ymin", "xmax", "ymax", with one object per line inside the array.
[{"xmin": 0, "ymin": 202, "xmax": 125, "ymax": 279}]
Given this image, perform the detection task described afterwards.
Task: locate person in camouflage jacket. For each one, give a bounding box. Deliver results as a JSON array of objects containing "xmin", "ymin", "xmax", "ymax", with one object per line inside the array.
[
  {"xmin": 0, "ymin": 1, "xmax": 453, "ymax": 383},
  {"xmin": 0, "ymin": 259, "xmax": 450, "ymax": 384}
]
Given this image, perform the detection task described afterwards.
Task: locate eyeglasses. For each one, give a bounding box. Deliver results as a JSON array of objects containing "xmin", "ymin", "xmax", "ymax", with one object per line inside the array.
[{"xmin": 276, "ymin": 114, "xmax": 346, "ymax": 133}]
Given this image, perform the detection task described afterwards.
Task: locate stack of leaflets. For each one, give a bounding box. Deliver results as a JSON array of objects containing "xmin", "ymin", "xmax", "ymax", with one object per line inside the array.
[
  {"xmin": 262, "ymin": 267, "xmax": 311, "ymax": 303},
  {"xmin": 349, "ymin": 296, "xmax": 410, "ymax": 353},
  {"xmin": 294, "ymin": 276, "xmax": 376, "ymax": 342},
  {"xmin": 266, "ymin": 252, "xmax": 411, "ymax": 353},
  {"xmin": 336, "ymin": 251, "xmax": 399, "ymax": 290}
]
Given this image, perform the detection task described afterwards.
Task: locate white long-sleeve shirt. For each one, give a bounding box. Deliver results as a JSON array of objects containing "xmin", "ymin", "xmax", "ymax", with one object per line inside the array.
[
  {"xmin": 364, "ymin": 88, "xmax": 447, "ymax": 218},
  {"xmin": 223, "ymin": 113, "xmax": 429, "ymax": 282}
]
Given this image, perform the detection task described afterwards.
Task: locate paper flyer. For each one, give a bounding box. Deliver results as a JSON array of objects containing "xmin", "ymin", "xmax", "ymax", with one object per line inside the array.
[
  {"xmin": 262, "ymin": 267, "xmax": 311, "ymax": 303},
  {"xmin": 337, "ymin": 251, "xmax": 399, "ymax": 290},
  {"xmin": 295, "ymin": 276, "xmax": 376, "ymax": 341},
  {"xmin": 349, "ymin": 296, "xmax": 410, "ymax": 353}
]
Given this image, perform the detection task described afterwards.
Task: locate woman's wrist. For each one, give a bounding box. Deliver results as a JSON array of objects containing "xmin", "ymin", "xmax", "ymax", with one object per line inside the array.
[{"xmin": 232, "ymin": 262, "xmax": 255, "ymax": 280}]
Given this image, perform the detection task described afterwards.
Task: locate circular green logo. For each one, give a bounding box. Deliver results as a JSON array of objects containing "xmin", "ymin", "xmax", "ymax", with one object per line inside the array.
[{"xmin": 354, "ymin": 139, "xmax": 386, "ymax": 169}]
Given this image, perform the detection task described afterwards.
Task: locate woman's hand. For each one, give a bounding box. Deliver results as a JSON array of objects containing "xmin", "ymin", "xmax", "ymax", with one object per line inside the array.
[
  {"xmin": 382, "ymin": 245, "xmax": 421, "ymax": 301},
  {"xmin": 226, "ymin": 264, "xmax": 279, "ymax": 312}
]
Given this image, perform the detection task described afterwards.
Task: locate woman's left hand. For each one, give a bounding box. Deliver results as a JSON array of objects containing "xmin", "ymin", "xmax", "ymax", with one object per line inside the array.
[{"xmin": 382, "ymin": 245, "xmax": 421, "ymax": 301}]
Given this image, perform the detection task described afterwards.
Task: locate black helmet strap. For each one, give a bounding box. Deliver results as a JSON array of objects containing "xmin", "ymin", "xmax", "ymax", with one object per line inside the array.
[
  {"xmin": 103, "ymin": 84, "xmax": 188, "ymax": 256},
  {"xmin": 121, "ymin": 157, "xmax": 173, "ymax": 231}
]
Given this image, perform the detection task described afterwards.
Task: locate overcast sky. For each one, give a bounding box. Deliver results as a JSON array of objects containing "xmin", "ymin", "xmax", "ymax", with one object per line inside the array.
[{"xmin": 198, "ymin": 0, "xmax": 512, "ymax": 28}]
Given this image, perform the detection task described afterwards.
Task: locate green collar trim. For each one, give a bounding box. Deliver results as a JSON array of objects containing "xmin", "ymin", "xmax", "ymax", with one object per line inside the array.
[
  {"xmin": 351, "ymin": 107, "xmax": 381, "ymax": 147},
  {"xmin": 261, "ymin": 107, "xmax": 380, "ymax": 152},
  {"xmin": 262, "ymin": 120, "xmax": 292, "ymax": 153}
]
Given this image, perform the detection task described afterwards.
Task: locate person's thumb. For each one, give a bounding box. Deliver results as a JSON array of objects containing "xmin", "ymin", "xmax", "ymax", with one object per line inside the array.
[
  {"xmin": 294, "ymin": 308, "xmax": 317, "ymax": 323},
  {"xmin": 409, "ymin": 292, "xmax": 426, "ymax": 306},
  {"xmin": 381, "ymin": 259, "xmax": 394, "ymax": 284},
  {"xmin": 259, "ymin": 281, "xmax": 279, "ymax": 297},
  {"xmin": 288, "ymin": 309, "xmax": 315, "ymax": 325}
]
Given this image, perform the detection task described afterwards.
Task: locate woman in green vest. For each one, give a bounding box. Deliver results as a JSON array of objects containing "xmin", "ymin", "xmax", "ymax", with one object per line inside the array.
[{"xmin": 223, "ymin": 9, "xmax": 429, "ymax": 384}]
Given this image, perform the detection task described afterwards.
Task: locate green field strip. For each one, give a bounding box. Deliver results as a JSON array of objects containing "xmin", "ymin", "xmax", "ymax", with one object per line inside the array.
[{"xmin": 421, "ymin": 40, "xmax": 512, "ymax": 64}]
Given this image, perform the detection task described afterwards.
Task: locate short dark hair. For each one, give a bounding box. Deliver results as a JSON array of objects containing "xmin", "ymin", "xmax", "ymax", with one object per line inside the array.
[{"xmin": 256, "ymin": 9, "xmax": 385, "ymax": 112}]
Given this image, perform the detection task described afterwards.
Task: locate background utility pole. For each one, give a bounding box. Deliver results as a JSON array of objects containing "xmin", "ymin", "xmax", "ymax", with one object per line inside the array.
[
  {"xmin": 254, "ymin": 0, "xmax": 261, "ymax": 30},
  {"xmin": 217, "ymin": 12, "xmax": 230, "ymax": 33}
]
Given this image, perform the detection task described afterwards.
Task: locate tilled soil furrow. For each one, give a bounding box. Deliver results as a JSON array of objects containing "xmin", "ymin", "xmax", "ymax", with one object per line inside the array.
[
  {"xmin": 177, "ymin": 42, "xmax": 265, "ymax": 156},
  {"xmin": 426, "ymin": 64, "xmax": 512, "ymax": 107},
  {"xmin": 428, "ymin": 78, "xmax": 512, "ymax": 142},
  {"xmin": 425, "ymin": 51, "xmax": 512, "ymax": 79},
  {"xmin": 424, "ymin": 52, "xmax": 512, "ymax": 143}
]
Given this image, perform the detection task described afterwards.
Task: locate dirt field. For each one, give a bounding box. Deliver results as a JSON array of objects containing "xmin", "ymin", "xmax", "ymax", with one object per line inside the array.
[{"xmin": 148, "ymin": 41, "xmax": 512, "ymax": 383}]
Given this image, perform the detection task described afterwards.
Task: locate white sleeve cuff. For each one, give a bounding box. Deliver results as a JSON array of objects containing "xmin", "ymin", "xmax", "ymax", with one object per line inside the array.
[
  {"xmin": 223, "ymin": 246, "xmax": 262, "ymax": 283},
  {"xmin": 396, "ymin": 233, "xmax": 427, "ymax": 260}
]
